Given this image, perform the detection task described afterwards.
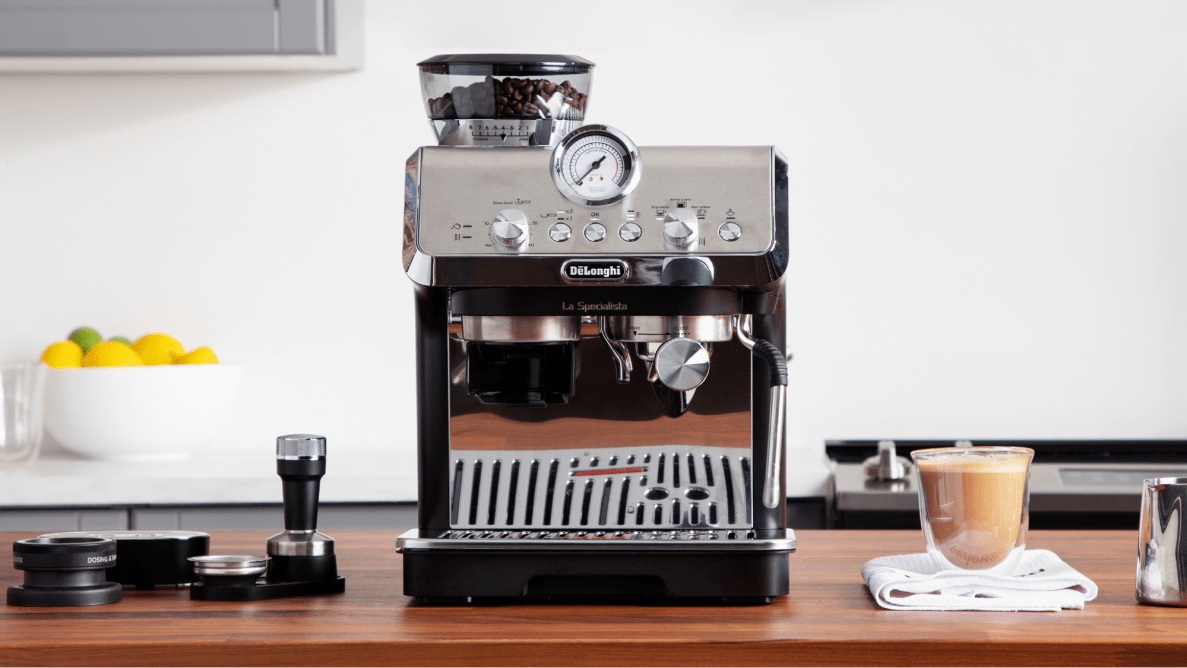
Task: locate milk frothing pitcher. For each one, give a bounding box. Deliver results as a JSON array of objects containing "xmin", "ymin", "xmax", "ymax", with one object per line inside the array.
[{"xmin": 1137, "ymin": 477, "xmax": 1187, "ymax": 606}]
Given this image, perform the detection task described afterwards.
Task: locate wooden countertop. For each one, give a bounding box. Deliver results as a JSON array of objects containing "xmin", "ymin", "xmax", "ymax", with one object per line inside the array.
[{"xmin": 0, "ymin": 530, "xmax": 1182, "ymax": 666}]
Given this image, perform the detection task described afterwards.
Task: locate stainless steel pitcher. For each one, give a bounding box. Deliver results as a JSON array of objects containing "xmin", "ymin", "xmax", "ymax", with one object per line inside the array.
[{"xmin": 1137, "ymin": 477, "xmax": 1187, "ymax": 606}]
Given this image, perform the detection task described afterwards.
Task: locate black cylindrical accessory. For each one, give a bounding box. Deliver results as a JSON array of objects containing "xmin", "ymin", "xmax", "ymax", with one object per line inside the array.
[
  {"xmin": 276, "ymin": 434, "xmax": 327, "ymax": 531},
  {"xmin": 39, "ymin": 531, "xmax": 210, "ymax": 589},
  {"xmin": 267, "ymin": 554, "xmax": 337, "ymax": 583},
  {"xmin": 8, "ymin": 537, "xmax": 122, "ymax": 607}
]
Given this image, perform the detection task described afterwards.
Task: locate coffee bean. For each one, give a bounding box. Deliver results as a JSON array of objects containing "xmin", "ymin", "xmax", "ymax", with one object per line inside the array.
[{"xmin": 429, "ymin": 76, "xmax": 585, "ymax": 119}]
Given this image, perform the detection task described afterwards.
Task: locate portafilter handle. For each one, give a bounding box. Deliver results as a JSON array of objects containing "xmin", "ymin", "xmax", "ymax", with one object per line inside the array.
[
  {"xmin": 276, "ymin": 434, "xmax": 327, "ymax": 532},
  {"xmin": 736, "ymin": 316, "xmax": 790, "ymax": 510}
]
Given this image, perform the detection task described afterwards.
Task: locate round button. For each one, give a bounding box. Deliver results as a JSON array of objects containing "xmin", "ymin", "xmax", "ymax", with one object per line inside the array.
[
  {"xmin": 491, "ymin": 209, "xmax": 528, "ymax": 248},
  {"xmin": 619, "ymin": 222, "xmax": 642, "ymax": 242},
  {"xmin": 584, "ymin": 222, "xmax": 607, "ymax": 242},
  {"xmin": 663, "ymin": 209, "xmax": 699, "ymax": 247},
  {"xmin": 548, "ymin": 223, "xmax": 572, "ymax": 242},
  {"xmin": 719, "ymin": 222, "xmax": 742, "ymax": 242}
]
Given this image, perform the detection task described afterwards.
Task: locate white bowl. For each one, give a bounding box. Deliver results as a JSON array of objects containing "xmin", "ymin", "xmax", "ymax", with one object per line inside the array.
[{"xmin": 43, "ymin": 364, "xmax": 242, "ymax": 461}]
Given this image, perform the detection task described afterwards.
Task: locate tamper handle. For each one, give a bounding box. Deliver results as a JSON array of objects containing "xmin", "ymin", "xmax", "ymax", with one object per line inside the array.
[{"xmin": 276, "ymin": 435, "xmax": 327, "ymax": 532}]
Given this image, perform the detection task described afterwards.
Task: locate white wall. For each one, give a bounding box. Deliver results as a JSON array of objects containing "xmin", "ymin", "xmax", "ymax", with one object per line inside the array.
[{"xmin": 2, "ymin": 0, "xmax": 1185, "ymax": 472}]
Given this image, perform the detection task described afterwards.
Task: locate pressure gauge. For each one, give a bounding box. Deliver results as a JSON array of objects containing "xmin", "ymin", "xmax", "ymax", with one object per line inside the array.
[{"xmin": 551, "ymin": 125, "xmax": 641, "ymax": 207}]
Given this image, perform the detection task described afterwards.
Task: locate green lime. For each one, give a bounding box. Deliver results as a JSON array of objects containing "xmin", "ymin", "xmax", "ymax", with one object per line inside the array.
[
  {"xmin": 109, "ymin": 337, "xmax": 132, "ymax": 346},
  {"xmin": 68, "ymin": 327, "xmax": 103, "ymax": 354}
]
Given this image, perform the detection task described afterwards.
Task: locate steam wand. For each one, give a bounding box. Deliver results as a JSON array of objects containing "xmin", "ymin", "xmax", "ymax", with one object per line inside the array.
[{"xmin": 736, "ymin": 315, "xmax": 790, "ymax": 509}]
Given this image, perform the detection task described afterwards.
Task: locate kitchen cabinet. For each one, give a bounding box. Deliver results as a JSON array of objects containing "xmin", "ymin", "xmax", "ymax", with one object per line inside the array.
[{"xmin": 0, "ymin": 0, "xmax": 361, "ymax": 71}]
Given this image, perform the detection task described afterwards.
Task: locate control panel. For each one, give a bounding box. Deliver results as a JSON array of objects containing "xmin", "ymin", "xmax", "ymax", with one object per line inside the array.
[{"xmin": 413, "ymin": 145, "xmax": 776, "ymax": 256}]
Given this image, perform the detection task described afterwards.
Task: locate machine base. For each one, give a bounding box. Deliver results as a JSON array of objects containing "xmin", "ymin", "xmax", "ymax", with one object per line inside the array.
[{"xmin": 399, "ymin": 537, "xmax": 791, "ymax": 604}]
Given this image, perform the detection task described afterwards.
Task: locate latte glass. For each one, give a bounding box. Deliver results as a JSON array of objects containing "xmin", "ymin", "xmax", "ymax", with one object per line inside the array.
[{"xmin": 911, "ymin": 446, "xmax": 1034, "ymax": 574}]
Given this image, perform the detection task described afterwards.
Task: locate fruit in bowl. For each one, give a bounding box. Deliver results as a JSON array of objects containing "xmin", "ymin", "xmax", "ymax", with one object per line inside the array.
[{"xmin": 38, "ymin": 329, "xmax": 240, "ymax": 461}]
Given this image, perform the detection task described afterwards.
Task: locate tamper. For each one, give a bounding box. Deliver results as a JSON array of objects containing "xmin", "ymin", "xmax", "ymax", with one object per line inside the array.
[
  {"xmin": 189, "ymin": 434, "xmax": 345, "ymax": 601},
  {"xmin": 266, "ymin": 434, "xmax": 337, "ymax": 583}
]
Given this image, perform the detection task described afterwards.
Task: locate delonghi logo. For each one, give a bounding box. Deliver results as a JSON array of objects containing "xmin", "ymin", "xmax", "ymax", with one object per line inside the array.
[{"xmin": 561, "ymin": 260, "xmax": 628, "ymax": 282}]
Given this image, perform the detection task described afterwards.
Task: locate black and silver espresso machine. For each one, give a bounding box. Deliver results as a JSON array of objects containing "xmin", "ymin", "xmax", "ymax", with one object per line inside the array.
[{"xmin": 396, "ymin": 54, "xmax": 794, "ymax": 603}]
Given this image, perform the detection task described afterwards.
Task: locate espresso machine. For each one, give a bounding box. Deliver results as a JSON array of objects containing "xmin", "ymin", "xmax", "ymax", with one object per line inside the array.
[{"xmin": 396, "ymin": 54, "xmax": 794, "ymax": 603}]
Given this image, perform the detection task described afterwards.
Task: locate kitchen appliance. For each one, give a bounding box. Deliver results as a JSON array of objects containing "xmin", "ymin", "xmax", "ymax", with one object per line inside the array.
[
  {"xmin": 829, "ymin": 439, "xmax": 1187, "ymax": 530},
  {"xmin": 396, "ymin": 54, "xmax": 794, "ymax": 603}
]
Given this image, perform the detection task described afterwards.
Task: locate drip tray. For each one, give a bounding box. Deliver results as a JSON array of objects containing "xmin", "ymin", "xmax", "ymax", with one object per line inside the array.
[{"xmin": 447, "ymin": 445, "xmax": 754, "ymax": 532}]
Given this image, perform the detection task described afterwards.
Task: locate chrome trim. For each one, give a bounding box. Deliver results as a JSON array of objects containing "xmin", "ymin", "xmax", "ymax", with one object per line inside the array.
[
  {"xmin": 396, "ymin": 528, "xmax": 796, "ymax": 552},
  {"xmin": 763, "ymin": 386, "xmax": 786, "ymax": 509},
  {"xmin": 402, "ymin": 148, "xmax": 434, "ymax": 287},
  {"xmin": 276, "ymin": 434, "xmax": 326, "ymax": 460},
  {"xmin": 598, "ymin": 316, "xmax": 633, "ymax": 384},
  {"xmin": 559, "ymin": 259, "xmax": 630, "ymax": 284},
  {"xmin": 460, "ymin": 316, "xmax": 581, "ymax": 343},
  {"xmin": 188, "ymin": 555, "xmax": 268, "ymax": 576},
  {"xmin": 266, "ymin": 531, "xmax": 335, "ymax": 557},
  {"xmin": 608, "ymin": 315, "xmax": 734, "ymax": 343},
  {"xmin": 736, "ymin": 315, "xmax": 784, "ymax": 509}
]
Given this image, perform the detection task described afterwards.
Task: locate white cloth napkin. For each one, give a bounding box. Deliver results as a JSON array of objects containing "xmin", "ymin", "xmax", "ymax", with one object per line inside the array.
[{"xmin": 861, "ymin": 549, "xmax": 1098, "ymax": 611}]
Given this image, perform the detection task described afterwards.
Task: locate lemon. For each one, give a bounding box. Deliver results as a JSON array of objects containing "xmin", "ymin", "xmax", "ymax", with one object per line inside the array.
[
  {"xmin": 132, "ymin": 334, "xmax": 184, "ymax": 366},
  {"xmin": 68, "ymin": 327, "xmax": 103, "ymax": 354},
  {"xmin": 175, "ymin": 347, "xmax": 219, "ymax": 365},
  {"xmin": 109, "ymin": 337, "xmax": 132, "ymax": 346},
  {"xmin": 40, "ymin": 341, "xmax": 83, "ymax": 368},
  {"xmin": 83, "ymin": 341, "xmax": 144, "ymax": 367}
]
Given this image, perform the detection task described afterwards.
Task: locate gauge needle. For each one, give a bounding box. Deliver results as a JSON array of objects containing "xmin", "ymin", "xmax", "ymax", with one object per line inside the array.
[{"xmin": 578, "ymin": 155, "xmax": 606, "ymax": 182}]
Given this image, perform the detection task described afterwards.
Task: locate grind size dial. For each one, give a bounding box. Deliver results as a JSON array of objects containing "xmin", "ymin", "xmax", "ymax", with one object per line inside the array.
[{"xmin": 551, "ymin": 125, "xmax": 641, "ymax": 207}]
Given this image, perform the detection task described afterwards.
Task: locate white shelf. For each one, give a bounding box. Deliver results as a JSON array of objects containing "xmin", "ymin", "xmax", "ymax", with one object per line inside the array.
[{"xmin": 0, "ymin": 0, "xmax": 362, "ymax": 73}]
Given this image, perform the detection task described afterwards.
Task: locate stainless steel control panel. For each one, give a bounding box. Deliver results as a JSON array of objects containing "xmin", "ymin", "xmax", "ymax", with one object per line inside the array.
[{"xmin": 413, "ymin": 146, "xmax": 776, "ymax": 256}]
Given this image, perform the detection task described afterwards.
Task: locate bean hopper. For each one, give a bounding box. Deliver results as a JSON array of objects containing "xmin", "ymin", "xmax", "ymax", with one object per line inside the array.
[{"xmin": 396, "ymin": 54, "xmax": 795, "ymax": 603}]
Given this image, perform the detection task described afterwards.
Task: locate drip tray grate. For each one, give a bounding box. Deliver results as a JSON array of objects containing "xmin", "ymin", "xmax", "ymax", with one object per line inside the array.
[{"xmin": 448, "ymin": 445, "xmax": 754, "ymax": 531}]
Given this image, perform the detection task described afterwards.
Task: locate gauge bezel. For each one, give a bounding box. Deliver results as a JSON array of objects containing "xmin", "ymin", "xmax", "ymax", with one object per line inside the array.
[{"xmin": 550, "ymin": 125, "xmax": 641, "ymax": 208}]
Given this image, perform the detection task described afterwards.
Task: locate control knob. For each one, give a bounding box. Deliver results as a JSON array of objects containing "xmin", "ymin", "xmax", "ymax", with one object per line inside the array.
[
  {"xmin": 491, "ymin": 209, "xmax": 529, "ymax": 248},
  {"xmin": 654, "ymin": 338, "xmax": 711, "ymax": 392},
  {"xmin": 663, "ymin": 209, "xmax": 699, "ymax": 247}
]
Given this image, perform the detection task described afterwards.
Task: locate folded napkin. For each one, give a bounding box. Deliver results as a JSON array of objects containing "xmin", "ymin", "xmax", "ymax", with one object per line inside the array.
[{"xmin": 861, "ymin": 549, "xmax": 1097, "ymax": 612}]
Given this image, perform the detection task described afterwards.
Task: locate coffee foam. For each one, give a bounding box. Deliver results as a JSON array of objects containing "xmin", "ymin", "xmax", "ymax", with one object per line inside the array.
[{"xmin": 916, "ymin": 452, "xmax": 1029, "ymax": 473}]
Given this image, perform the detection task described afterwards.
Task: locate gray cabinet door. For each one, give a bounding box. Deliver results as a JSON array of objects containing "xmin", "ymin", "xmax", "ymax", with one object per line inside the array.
[{"xmin": 0, "ymin": 0, "xmax": 333, "ymax": 56}]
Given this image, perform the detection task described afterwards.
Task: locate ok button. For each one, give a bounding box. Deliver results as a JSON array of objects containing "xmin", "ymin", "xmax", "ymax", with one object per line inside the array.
[{"xmin": 584, "ymin": 222, "xmax": 607, "ymax": 242}]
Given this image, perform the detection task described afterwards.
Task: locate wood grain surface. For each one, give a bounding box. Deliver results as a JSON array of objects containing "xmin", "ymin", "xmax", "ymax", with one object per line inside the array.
[{"xmin": 0, "ymin": 529, "xmax": 1182, "ymax": 667}]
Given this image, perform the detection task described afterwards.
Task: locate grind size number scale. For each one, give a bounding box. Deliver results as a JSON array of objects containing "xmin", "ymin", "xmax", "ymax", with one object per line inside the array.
[{"xmin": 551, "ymin": 125, "xmax": 641, "ymax": 207}]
